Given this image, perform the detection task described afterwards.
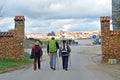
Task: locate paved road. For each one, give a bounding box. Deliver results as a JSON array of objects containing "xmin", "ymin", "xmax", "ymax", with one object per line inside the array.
[{"xmin": 0, "ymin": 45, "xmax": 113, "ymax": 80}]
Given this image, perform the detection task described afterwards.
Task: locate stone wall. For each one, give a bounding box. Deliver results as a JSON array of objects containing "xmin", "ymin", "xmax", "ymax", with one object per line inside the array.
[
  {"xmin": 100, "ymin": 16, "xmax": 120, "ymax": 63},
  {"xmin": 0, "ymin": 16, "xmax": 25, "ymax": 60}
]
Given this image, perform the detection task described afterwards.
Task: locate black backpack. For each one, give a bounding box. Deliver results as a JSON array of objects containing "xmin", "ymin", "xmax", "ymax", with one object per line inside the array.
[{"xmin": 61, "ymin": 43, "xmax": 68, "ymax": 55}]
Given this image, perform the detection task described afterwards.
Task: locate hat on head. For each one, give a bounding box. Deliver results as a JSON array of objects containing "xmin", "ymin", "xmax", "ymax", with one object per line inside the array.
[
  {"xmin": 35, "ymin": 41, "xmax": 40, "ymax": 45},
  {"xmin": 51, "ymin": 37, "xmax": 55, "ymax": 40}
]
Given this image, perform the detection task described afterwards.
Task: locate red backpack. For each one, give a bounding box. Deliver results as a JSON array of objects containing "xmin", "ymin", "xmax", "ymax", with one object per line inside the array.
[{"xmin": 34, "ymin": 46, "xmax": 40, "ymax": 56}]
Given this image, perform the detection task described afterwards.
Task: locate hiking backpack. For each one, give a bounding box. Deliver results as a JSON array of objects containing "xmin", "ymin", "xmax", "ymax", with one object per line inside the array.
[
  {"xmin": 61, "ymin": 43, "xmax": 69, "ymax": 55},
  {"xmin": 35, "ymin": 48, "xmax": 39, "ymax": 54},
  {"xmin": 49, "ymin": 40, "xmax": 57, "ymax": 53},
  {"xmin": 34, "ymin": 46, "xmax": 40, "ymax": 56}
]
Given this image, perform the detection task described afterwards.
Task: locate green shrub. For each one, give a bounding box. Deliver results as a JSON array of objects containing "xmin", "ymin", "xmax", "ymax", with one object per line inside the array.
[{"xmin": 0, "ymin": 53, "xmax": 32, "ymax": 70}]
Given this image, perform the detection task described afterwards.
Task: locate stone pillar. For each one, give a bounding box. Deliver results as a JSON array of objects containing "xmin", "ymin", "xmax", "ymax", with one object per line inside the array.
[
  {"xmin": 100, "ymin": 16, "xmax": 110, "ymax": 63},
  {"xmin": 13, "ymin": 16, "xmax": 25, "ymax": 60},
  {"xmin": 14, "ymin": 16, "xmax": 25, "ymax": 39}
]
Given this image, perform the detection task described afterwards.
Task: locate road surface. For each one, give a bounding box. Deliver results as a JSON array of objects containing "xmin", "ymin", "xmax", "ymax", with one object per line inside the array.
[{"xmin": 0, "ymin": 44, "xmax": 114, "ymax": 80}]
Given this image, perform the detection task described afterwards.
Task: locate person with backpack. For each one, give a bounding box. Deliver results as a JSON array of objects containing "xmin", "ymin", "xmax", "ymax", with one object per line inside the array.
[
  {"xmin": 31, "ymin": 41, "xmax": 43, "ymax": 70},
  {"xmin": 47, "ymin": 37, "xmax": 59, "ymax": 70},
  {"xmin": 59, "ymin": 40, "xmax": 71, "ymax": 71}
]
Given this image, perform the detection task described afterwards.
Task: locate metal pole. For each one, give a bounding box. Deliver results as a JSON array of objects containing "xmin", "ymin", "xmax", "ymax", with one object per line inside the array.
[
  {"xmin": 56, "ymin": 54, "xmax": 59, "ymax": 70},
  {"xmin": 69, "ymin": 54, "xmax": 71, "ymax": 67}
]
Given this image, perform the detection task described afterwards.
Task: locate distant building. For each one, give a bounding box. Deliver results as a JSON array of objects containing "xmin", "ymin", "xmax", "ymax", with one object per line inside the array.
[
  {"xmin": 112, "ymin": 0, "xmax": 120, "ymax": 30},
  {"xmin": 25, "ymin": 33, "xmax": 47, "ymax": 39}
]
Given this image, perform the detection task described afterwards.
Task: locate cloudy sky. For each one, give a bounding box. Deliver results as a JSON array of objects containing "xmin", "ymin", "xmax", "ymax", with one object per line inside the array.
[{"xmin": 0, "ymin": 0, "xmax": 111, "ymax": 34}]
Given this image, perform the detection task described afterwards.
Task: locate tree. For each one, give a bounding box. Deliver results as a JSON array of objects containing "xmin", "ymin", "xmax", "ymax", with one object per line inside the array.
[
  {"xmin": 8, "ymin": 29, "xmax": 14, "ymax": 32},
  {"xmin": 47, "ymin": 31, "xmax": 56, "ymax": 36},
  {"xmin": 0, "ymin": 4, "xmax": 3, "ymax": 18},
  {"xmin": 47, "ymin": 33, "xmax": 52, "ymax": 36},
  {"xmin": 51, "ymin": 31, "xmax": 55, "ymax": 36},
  {"xmin": 112, "ymin": 0, "xmax": 120, "ymax": 30},
  {"xmin": 0, "ymin": 6, "xmax": 3, "ymax": 32}
]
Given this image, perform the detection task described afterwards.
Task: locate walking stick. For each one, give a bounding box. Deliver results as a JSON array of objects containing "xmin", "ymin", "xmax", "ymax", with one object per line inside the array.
[
  {"xmin": 69, "ymin": 54, "xmax": 71, "ymax": 67},
  {"xmin": 56, "ymin": 54, "xmax": 59, "ymax": 70}
]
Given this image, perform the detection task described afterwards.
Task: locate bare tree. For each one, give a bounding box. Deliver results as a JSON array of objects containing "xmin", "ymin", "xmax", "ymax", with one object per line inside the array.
[
  {"xmin": 0, "ymin": 5, "xmax": 3, "ymax": 18},
  {"xmin": 0, "ymin": 1, "xmax": 5, "ymax": 31}
]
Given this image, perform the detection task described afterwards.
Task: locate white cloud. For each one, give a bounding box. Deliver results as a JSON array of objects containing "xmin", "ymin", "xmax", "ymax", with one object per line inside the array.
[
  {"xmin": 0, "ymin": 0, "xmax": 112, "ymax": 33},
  {"xmin": 0, "ymin": 17, "xmax": 14, "ymax": 31},
  {"xmin": 62, "ymin": 24, "xmax": 72, "ymax": 31},
  {"xmin": 50, "ymin": 3, "xmax": 64, "ymax": 11}
]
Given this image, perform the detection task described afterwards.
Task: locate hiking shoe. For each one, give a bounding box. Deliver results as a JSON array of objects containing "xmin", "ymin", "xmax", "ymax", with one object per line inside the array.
[
  {"xmin": 65, "ymin": 69, "xmax": 68, "ymax": 71},
  {"xmin": 51, "ymin": 67, "xmax": 56, "ymax": 70},
  {"xmin": 63, "ymin": 68, "xmax": 68, "ymax": 71},
  {"xmin": 52, "ymin": 68, "xmax": 56, "ymax": 70}
]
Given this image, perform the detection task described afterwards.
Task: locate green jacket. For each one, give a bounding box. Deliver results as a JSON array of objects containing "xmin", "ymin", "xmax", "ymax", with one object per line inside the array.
[{"xmin": 47, "ymin": 40, "xmax": 59, "ymax": 53}]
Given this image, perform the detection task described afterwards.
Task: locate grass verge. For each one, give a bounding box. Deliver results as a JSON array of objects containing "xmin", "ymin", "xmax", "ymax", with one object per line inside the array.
[{"xmin": 0, "ymin": 53, "xmax": 32, "ymax": 71}]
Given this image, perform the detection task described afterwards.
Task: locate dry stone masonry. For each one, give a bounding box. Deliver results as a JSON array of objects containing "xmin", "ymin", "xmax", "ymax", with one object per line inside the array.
[
  {"xmin": 100, "ymin": 16, "xmax": 120, "ymax": 63},
  {"xmin": 0, "ymin": 16, "xmax": 25, "ymax": 60}
]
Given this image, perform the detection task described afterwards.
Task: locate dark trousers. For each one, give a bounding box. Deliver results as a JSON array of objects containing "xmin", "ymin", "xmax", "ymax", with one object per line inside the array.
[
  {"xmin": 62, "ymin": 56, "xmax": 69, "ymax": 69},
  {"xmin": 34, "ymin": 57, "xmax": 40, "ymax": 70}
]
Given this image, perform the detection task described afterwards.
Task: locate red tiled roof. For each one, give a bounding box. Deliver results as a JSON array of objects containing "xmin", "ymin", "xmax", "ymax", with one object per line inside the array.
[
  {"xmin": 14, "ymin": 16, "xmax": 25, "ymax": 21},
  {"xmin": 0, "ymin": 32, "xmax": 13, "ymax": 37},
  {"xmin": 100, "ymin": 16, "xmax": 110, "ymax": 22},
  {"xmin": 109, "ymin": 31, "xmax": 118, "ymax": 36}
]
